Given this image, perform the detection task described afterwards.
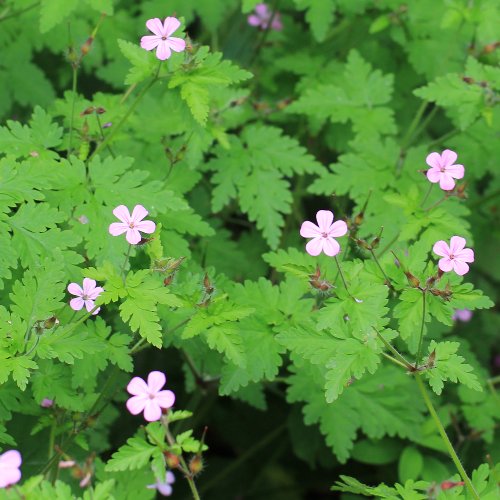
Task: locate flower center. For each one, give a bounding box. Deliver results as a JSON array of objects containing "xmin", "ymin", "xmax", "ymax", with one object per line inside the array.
[
  {"xmin": 449, "ymin": 254, "xmax": 455, "ymax": 259},
  {"xmin": 128, "ymin": 222, "xmax": 135, "ymax": 229},
  {"xmin": 161, "ymin": 36, "xmax": 167, "ymax": 40},
  {"xmin": 321, "ymin": 232, "xmax": 328, "ymax": 238},
  {"xmin": 82, "ymin": 294, "xmax": 89, "ymax": 300},
  {"xmin": 148, "ymin": 393, "xmax": 156, "ymax": 400}
]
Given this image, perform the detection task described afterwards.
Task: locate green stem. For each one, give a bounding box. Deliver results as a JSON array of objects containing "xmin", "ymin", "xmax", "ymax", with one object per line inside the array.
[
  {"xmin": 374, "ymin": 328, "xmax": 413, "ymax": 370},
  {"xmin": 89, "ymin": 61, "xmax": 162, "ymax": 160},
  {"xmin": 400, "ymin": 101, "xmax": 428, "ymax": 150},
  {"xmin": 415, "ymin": 290, "xmax": 427, "ymax": 367},
  {"xmin": 95, "ymin": 114, "xmax": 115, "ymax": 158},
  {"xmin": 382, "ymin": 352, "xmax": 409, "ymax": 369},
  {"xmin": 415, "ymin": 375, "xmax": 480, "ymax": 499},
  {"xmin": 67, "ymin": 65, "xmax": 78, "ymax": 155},
  {"xmin": 249, "ymin": 0, "xmax": 281, "ymax": 67},
  {"xmin": 368, "ymin": 249, "xmax": 394, "ymax": 290},
  {"xmin": 162, "ymin": 418, "xmax": 201, "ymax": 500},
  {"xmin": 334, "ymin": 256, "xmax": 354, "ymax": 300},
  {"xmin": 120, "ymin": 244, "xmax": 132, "ymax": 280},
  {"xmin": 377, "ymin": 233, "xmax": 398, "ymax": 258},
  {"xmin": 424, "ymin": 195, "xmax": 448, "ymax": 212},
  {"xmin": 0, "ymin": 1, "xmax": 39, "ymax": 23},
  {"xmin": 420, "ymin": 183, "xmax": 434, "ymax": 208},
  {"xmin": 426, "ymin": 127, "xmax": 460, "ymax": 150}
]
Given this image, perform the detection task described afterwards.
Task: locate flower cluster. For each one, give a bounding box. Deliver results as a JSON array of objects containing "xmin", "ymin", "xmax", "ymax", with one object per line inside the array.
[
  {"xmin": 425, "ymin": 149, "xmax": 464, "ymax": 191},
  {"xmin": 0, "ymin": 450, "xmax": 22, "ymax": 488},
  {"xmin": 109, "ymin": 204, "xmax": 156, "ymax": 245},
  {"xmin": 300, "ymin": 210, "xmax": 347, "ymax": 257},
  {"xmin": 67, "ymin": 278, "xmax": 104, "ymax": 314},
  {"xmin": 247, "ymin": 3, "xmax": 283, "ymax": 31}
]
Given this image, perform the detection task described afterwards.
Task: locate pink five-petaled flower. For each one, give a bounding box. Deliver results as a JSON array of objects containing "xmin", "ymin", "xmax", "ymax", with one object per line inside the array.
[
  {"xmin": 300, "ymin": 210, "xmax": 348, "ymax": 257},
  {"xmin": 0, "ymin": 450, "xmax": 22, "ymax": 488},
  {"xmin": 67, "ymin": 278, "xmax": 104, "ymax": 315},
  {"xmin": 109, "ymin": 205, "xmax": 156, "ymax": 245},
  {"xmin": 126, "ymin": 371, "xmax": 175, "ymax": 422},
  {"xmin": 433, "ymin": 236, "xmax": 474, "ymax": 276},
  {"xmin": 247, "ymin": 3, "xmax": 283, "ymax": 31},
  {"xmin": 426, "ymin": 149, "xmax": 464, "ymax": 191},
  {"xmin": 147, "ymin": 471, "xmax": 175, "ymax": 497},
  {"xmin": 140, "ymin": 17, "xmax": 186, "ymax": 61}
]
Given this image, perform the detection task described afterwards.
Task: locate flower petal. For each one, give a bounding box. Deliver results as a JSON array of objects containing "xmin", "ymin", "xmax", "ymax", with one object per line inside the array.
[
  {"xmin": 166, "ymin": 471, "xmax": 175, "ymax": 484},
  {"xmin": 131, "ymin": 204, "xmax": 149, "ymax": 223},
  {"xmin": 255, "ymin": 3, "xmax": 269, "ymax": 17},
  {"xmin": 147, "ymin": 371, "xmax": 166, "ymax": 393},
  {"xmin": 143, "ymin": 400, "xmax": 162, "ymax": 421},
  {"xmin": 426, "ymin": 152, "xmax": 442, "ymax": 169},
  {"xmin": 109, "ymin": 222, "xmax": 129, "ymax": 236},
  {"xmin": 426, "ymin": 167, "xmax": 441, "ymax": 183},
  {"xmin": 67, "ymin": 282, "xmax": 83, "ymax": 296},
  {"xmin": 247, "ymin": 14, "xmax": 262, "ymax": 26},
  {"xmin": 146, "ymin": 18, "xmax": 165, "ymax": 37},
  {"xmin": 87, "ymin": 286, "xmax": 104, "ymax": 300},
  {"xmin": 126, "ymin": 228, "xmax": 142, "ymax": 244},
  {"xmin": 156, "ymin": 390, "xmax": 175, "ymax": 409},
  {"xmin": 155, "ymin": 40, "xmax": 172, "ymax": 61},
  {"xmin": 328, "ymin": 220, "xmax": 348, "ymax": 237},
  {"xmin": 84, "ymin": 299, "xmax": 96, "ymax": 313},
  {"xmin": 166, "ymin": 37, "xmax": 186, "ymax": 53},
  {"xmin": 127, "ymin": 376, "xmax": 148, "ymax": 396},
  {"xmin": 433, "ymin": 240, "xmax": 450, "ymax": 257},
  {"xmin": 140, "ymin": 35, "xmax": 161, "ymax": 51},
  {"xmin": 446, "ymin": 164, "xmax": 464, "ymax": 179},
  {"xmin": 0, "ymin": 450, "xmax": 22, "ymax": 468},
  {"xmin": 271, "ymin": 17, "xmax": 283, "ymax": 30},
  {"xmin": 112, "ymin": 205, "xmax": 131, "ymax": 224},
  {"xmin": 305, "ymin": 237, "xmax": 323, "ymax": 256},
  {"xmin": 126, "ymin": 395, "xmax": 147, "ymax": 415},
  {"xmin": 136, "ymin": 220, "xmax": 156, "ymax": 234},
  {"xmin": 441, "ymin": 149, "xmax": 458, "ymax": 167},
  {"xmin": 156, "ymin": 483, "xmax": 173, "ymax": 496},
  {"xmin": 70, "ymin": 297, "xmax": 85, "ymax": 311},
  {"xmin": 82, "ymin": 278, "xmax": 97, "ymax": 296},
  {"xmin": 449, "ymin": 236, "xmax": 466, "ymax": 254},
  {"xmin": 163, "ymin": 17, "xmax": 181, "ymax": 37},
  {"xmin": 300, "ymin": 221, "xmax": 321, "ymax": 238},
  {"xmin": 453, "ymin": 260, "xmax": 469, "ymax": 276},
  {"xmin": 438, "ymin": 257, "xmax": 454, "ymax": 272},
  {"xmin": 456, "ymin": 248, "xmax": 474, "ymax": 263},
  {"xmin": 439, "ymin": 173, "xmax": 455, "ymax": 191},
  {"xmin": 322, "ymin": 237, "xmax": 341, "ymax": 256},
  {"xmin": 315, "ymin": 210, "xmax": 334, "ymax": 233}
]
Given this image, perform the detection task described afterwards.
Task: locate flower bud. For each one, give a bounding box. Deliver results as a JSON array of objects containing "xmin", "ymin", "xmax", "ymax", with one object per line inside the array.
[
  {"xmin": 80, "ymin": 106, "xmax": 96, "ymax": 116},
  {"xmin": 441, "ymin": 480, "xmax": 464, "ymax": 490},
  {"xmin": 188, "ymin": 455, "xmax": 204, "ymax": 476},
  {"xmin": 80, "ymin": 36, "xmax": 94, "ymax": 57},
  {"xmin": 164, "ymin": 451, "xmax": 180, "ymax": 469},
  {"xmin": 405, "ymin": 271, "xmax": 420, "ymax": 288},
  {"xmin": 43, "ymin": 316, "xmax": 59, "ymax": 329}
]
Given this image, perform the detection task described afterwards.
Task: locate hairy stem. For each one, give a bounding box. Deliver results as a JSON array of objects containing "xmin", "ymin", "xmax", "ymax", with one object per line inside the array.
[
  {"xmin": 334, "ymin": 256, "xmax": 355, "ymax": 300},
  {"xmin": 67, "ymin": 65, "xmax": 78, "ymax": 155},
  {"xmin": 89, "ymin": 61, "xmax": 162, "ymax": 160},
  {"xmin": 420, "ymin": 183, "xmax": 433, "ymax": 208},
  {"xmin": 415, "ymin": 290, "xmax": 427, "ymax": 367},
  {"xmin": 368, "ymin": 249, "xmax": 394, "ymax": 290},
  {"xmin": 374, "ymin": 328, "xmax": 413, "ymax": 370},
  {"xmin": 95, "ymin": 113, "xmax": 115, "ymax": 158},
  {"xmin": 415, "ymin": 375, "xmax": 479, "ymax": 499}
]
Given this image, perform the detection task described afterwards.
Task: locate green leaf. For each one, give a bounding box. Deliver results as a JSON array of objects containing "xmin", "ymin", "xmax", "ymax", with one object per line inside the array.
[
  {"xmin": 425, "ymin": 341, "xmax": 482, "ymax": 395},
  {"xmin": 293, "ymin": 0, "xmax": 336, "ymax": 42},
  {"xmin": 40, "ymin": 0, "xmax": 78, "ymax": 33},
  {"xmin": 105, "ymin": 437, "xmax": 158, "ymax": 472}
]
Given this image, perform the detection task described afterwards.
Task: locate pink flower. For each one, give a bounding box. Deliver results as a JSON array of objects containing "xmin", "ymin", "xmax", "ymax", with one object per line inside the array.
[
  {"xmin": 147, "ymin": 471, "xmax": 175, "ymax": 496},
  {"xmin": 426, "ymin": 149, "xmax": 464, "ymax": 191},
  {"xmin": 41, "ymin": 398, "xmax": 54, "ymax": 408},
  {"xmin": 109, "ymin": 205, "xmax": 156, "ymax": 244},
  {"xmin": 248, "ymin": 3, "xmax": 283, "ymax": 31},
  {"xmin": 300, "ymin": 210, "xmax": 348, "ymax": 257},
  {"xmin": 140, "ymin": 17, "xmax": 186, "ymax": 61},
  {"xmin": 67, "ymin": 278, "xmax": 104, "ymax": 315},
  {"xmin": 0, "ymin": 450, "xmax": 22, "ymax": 488},
  {"xmin": 126, "ymin": 371, "xmax": 175, "ymax": 422},
  {"xmin": 433, "ymin": 236, "xmax": 474, "ymax": 276},
  {"xmin": 452, "ymin": 309, "xmax": 473, "ymax": 322}
]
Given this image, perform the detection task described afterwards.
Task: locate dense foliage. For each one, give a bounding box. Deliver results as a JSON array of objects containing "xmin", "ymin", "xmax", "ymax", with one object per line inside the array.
[{"xmin": 0, "ymin": 0, "xmax": 499, "ymax": 498}]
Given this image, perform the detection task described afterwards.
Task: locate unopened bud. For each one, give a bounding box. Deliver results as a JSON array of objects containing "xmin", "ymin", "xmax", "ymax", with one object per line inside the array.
[
  {"xmin": 80, "ymin": 36, "xmax": 94, "ymax": 57},
  {"xmin": 483, "ymin": 42, "xmax": 499, "ymax": 54},
  {"xmin": 43, "ymin": 316, "xmax": 59, "ymax": 329},
  {"xmin": 59, "ymin": 460, "xmax": 76, "ymax": 469},
  {"xmin": 354, "ymin": 212, "xmax": 364, "ymax": 226},
  {"xmin": 429, "ymin": 288, "xmax": 441, "ymax": 296},
  {"xmin": 441, "ymin": 480, "xmax": 465, "ymax": 490},
  {"xmin": 462, "ymin": 76, "xmax": 474, "ymax": 84},
  {"xmin": 80, "ymin": 106, "xmax": 96, "ymax": 116},
  {"xmin": 188, "ymin": 455, "xmax": 204, "ymax": 476},
  {"xmin": 163, "ymin": 276, "xmax": 173, "ymax": 286},
  {"xmin": 95, "ymin": 107, "xmax": 106, "ymax": 114},
  {"xmin": 426, "ymin": 275, "xmax": 437, "ymax": 287},
  {"xmin": 405, "ymin": 271, "xmax": 420, "ymax": 288},
  {"xmin": 203, "ymin": 274, "xmax": 214, "ymax": 295},
  {"xmin": 164, "ymin": 451, "xmax": 180, "ymax": 469},
  {"xmin": 427, "ymin": 350, "xmax": 436, "ymax": 369}
]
